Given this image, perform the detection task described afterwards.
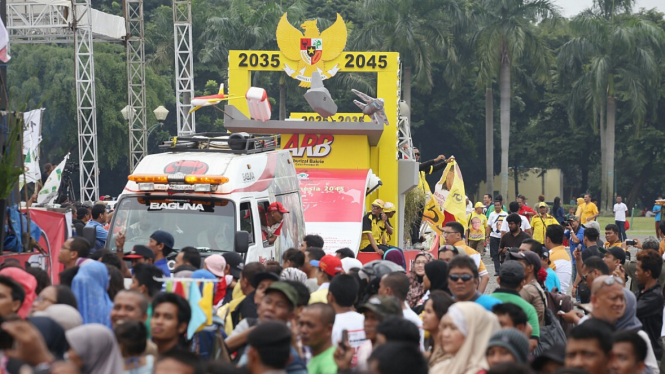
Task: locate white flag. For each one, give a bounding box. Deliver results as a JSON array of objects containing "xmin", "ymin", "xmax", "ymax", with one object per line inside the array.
[
  {"xmin": 19, "ymin": 109, "xmax": 44, "ymax": 186},
  {"xmin": 37, "ymin": 153, "xmax": 69, "ymax": 205},
  {"xmin": 0, "ymin": 18, "xmax": 10, "ymax": 62}
]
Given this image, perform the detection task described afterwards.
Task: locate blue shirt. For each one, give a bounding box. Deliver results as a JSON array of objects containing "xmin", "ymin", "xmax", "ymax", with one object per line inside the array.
[
  {"xmin": 654, "ymin": 205, "xmax": 662, "ymax": 221},
  {"xmin": 565, "ymin": 226, "xmax": 585, "ymax": 265},
  {"xmin": 85, "ymin": 220, "xmax": 108, "ymax": 252},
  {"xmin": 545, "ymin": 268, "xmax": 561, "ymax": 292},
  {"xmin": 475, "ymin": 294, "xmax": 503, "ymax": 311},
  {"xmin": 154, "ymin": 258, "xmax": 171, "ymax": 277}
]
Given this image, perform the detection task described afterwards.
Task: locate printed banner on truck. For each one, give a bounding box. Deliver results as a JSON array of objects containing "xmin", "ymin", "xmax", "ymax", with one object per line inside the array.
[{"xmin": 297, "ymin": 168, "xmax": 369, "ymax": 252}]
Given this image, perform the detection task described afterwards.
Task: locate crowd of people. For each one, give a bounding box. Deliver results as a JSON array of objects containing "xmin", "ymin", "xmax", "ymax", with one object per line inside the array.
[{"xmin": 1, "ymin": 192, "xmax": 665, "ymax": 374}]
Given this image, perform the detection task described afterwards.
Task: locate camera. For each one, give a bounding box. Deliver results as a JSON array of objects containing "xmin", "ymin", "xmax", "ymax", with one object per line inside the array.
[{"xmin": 626, "ymin": 239, "xmax": 637, "ymax": 246}]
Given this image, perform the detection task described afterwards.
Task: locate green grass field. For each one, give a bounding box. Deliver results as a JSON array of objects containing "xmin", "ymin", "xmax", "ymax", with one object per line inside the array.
[{"xmin": 597, "ymin": 216, "xmax": 658, "ymax": 236}]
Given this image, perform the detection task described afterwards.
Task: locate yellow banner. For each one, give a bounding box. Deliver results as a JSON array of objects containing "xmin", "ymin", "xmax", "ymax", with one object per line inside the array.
[
  {"xmin": 422, "ymin": 197, "xmax": 445, "ymax": 235},
  {"xmin": 441, "ymin": 161, "xmax": 467, "ymax": 229}
]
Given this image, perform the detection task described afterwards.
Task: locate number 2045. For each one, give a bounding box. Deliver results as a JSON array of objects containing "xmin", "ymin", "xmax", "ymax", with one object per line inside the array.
[{"xmin": 344, "ymin": 54, "xmax": 388, "ymax": 69}]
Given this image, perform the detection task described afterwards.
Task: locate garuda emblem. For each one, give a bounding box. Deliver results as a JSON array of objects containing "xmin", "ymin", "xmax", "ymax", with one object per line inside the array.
[{"xmin": 276, "ymin": 13, "xmax": 347, "ymax": 87}]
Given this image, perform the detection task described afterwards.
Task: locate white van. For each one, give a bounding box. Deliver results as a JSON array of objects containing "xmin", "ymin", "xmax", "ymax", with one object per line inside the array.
[{"xmin": 105, "ymin": 134, "xmax": 305, "ymax": 264}]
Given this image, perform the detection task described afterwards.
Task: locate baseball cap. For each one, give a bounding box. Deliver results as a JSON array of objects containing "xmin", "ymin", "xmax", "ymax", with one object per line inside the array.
[
  {"xmin": 474, "ymin": 202, "xmax": 484, "ymax": 208},
  {"xmin": 123, "ymin": 245, "xmax": 154, "ymax": 260},
  {"xmin": 204, "ymin": 254, "xmax": 226, "ymax": 277},
  {"xmin": 371, "ymin": 199, "xmax": 385, "ymax": 208},
  {"xmin": 268, "ymin": 202, "xmax": 289, "ymax": 213},
  {"xmin": 341, "ymin": 257, "xmax": 363, "ymax": 273},
  {"xmin": 583, "ymin": 220, "xmax": 601, "ymax": 232},
  {"xmin": 252, "ymin": 272, "xmax": 280, "ymax": 288},
  {"xmin": 150, "ymin": 230, "xmax": 174, "ymax": 249},
  {"xmin": 310, "ymin": 254, "xmax": 343, "ymax": 277},
  {"xmin": 221, "ymin": 252, "xmax": 244, "ymax": 279},
  {"xmin": 265, "ymin": 281, "xmax": 299, "ymax": 308},
  {"xmin": 605, "ymin": 246, "xmax": 626, "ymax": 264},
  {"xmin": 357, "ymin": 295, "xmax": 402, "ymax": 318},
  {"xmin": 536, "ymin": 202, "xmax": 548, "ymax": 209},
  {"xmin": 499, "ymin": 260, "xmax": 525, "ymax": 284},
  {"xmin": 383, "ymin": 202, "xmax": 395, "ymax": 213},
  {"xmin": 531, "ymin": 343, "xmax": 566, "ymax": 370}
]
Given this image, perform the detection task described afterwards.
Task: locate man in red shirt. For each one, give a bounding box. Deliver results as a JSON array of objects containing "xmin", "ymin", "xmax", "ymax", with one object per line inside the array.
[
  {"xmin": 517, "ymin": 195, "xmax": 536, "ymax": 220},
  {"xmin": 262, "ymin": 202, "xmax": 289, "ymax": 245}
]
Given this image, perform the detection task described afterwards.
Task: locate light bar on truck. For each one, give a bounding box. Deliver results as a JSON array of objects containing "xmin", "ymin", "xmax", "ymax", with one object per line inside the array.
[{"xmin": 128, "ymin": 174, "xmax": 229, "ymax": 185}]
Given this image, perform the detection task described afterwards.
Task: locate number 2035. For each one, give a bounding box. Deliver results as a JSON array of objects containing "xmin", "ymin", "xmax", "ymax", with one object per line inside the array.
[{"xmin": 238, "ymin": 53, "xmax": 280, "ymax": 68}]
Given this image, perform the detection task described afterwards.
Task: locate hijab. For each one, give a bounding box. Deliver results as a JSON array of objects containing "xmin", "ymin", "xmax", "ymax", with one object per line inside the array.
[
  {"xmin": 32, "ymin": 304, "xmax": 83, "ymax": 331},
  {"xmin": 0, "ymin": 267, "xmax": 37, "ymax": 318},
  {"xmin": 424, "ymin": 260, "xmax": 449, "ymax": 293},
  {"xmin": 616, "ymin": 288, "xmax": 642, "ymax": 331},
  {"xmin": 407, "ymin": 252, "xmax": 434, "ymax": 308},
  {"xmin": 28, "ymin": 316, "xmax": 68, "ymax": 359},
  {"xmin": 71, "ymin": 261, "xmax": 113, "ymax": 327},
  {"xmin": 384, "ymin": 249, "xmax": 405, "ymax": 268},
  {"xmin": 430, "ymin": 302, "xmax": 500, "ymax": 374},
  {"xmin": 66, "ymin": 324, "xmax": 124, "ymax": 374}
]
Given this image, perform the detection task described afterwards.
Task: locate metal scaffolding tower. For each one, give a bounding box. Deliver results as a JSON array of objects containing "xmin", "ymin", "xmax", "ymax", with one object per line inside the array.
[
  {"xmin": 73, "ymin": 0, "xmax": 98, "ymax": 202},
  {"xmin": 7, "ymin": 0, "xmax": 131, "ymax": 202},
  {"xmin": 173, "ymin": 0, "xmax": 195, "ymax": 135},
  {"xmin": 125, "ymin": 0, "xmax": 147, "ymax": 172}
]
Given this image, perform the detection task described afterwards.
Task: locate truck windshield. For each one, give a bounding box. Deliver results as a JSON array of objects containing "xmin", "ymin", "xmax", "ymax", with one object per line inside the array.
[{"xmin": 107, "ymin": 196, "xmax": 235, "ymax": 253}]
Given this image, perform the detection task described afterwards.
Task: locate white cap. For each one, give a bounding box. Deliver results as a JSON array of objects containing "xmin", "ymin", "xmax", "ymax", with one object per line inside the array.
[{"xmin": 341, "ymin": 258, "xmax": 363, "ymax": 274}]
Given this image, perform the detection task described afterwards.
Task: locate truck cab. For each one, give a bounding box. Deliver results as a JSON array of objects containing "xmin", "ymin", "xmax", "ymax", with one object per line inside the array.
[{"xmin": 105, "ymin": 133, "xmax": 305, "ymax": 265}]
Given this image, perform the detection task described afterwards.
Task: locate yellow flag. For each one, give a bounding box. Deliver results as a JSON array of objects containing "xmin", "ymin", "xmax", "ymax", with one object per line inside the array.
[
  {"xmin": 197, "ymin": 282, "xmax": 214, "ymax": 332},
  {"xmin": 421, "ymin": 197, "xmax": 445, "ymax": 235},
  {"xmin": 442, "ymin": 161, "xmax": 467, "ymax": 229}
]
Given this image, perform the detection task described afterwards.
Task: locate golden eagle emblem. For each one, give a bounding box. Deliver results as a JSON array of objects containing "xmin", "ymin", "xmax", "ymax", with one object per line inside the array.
[{"xmin": 276, "ymin": 13, "xmax": 347, "ymax": 87}]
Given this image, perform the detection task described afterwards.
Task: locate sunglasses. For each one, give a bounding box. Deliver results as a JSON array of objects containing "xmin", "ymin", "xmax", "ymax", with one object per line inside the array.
[{"xmin": 449, "ymin": 274, "xmax": 474, "ymax": 282}]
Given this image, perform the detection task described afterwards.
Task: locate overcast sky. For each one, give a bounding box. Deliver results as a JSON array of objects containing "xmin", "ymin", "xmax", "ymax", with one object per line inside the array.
[{"xmin": 554, "ymin": 0, "xmax": 665, "ymax": 17}]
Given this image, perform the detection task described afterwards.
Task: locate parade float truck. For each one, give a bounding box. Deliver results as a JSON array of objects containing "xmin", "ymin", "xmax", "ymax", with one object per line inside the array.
[{"xmin": 106, "ymin": 134, "xmax": 305, "ymax": 264}]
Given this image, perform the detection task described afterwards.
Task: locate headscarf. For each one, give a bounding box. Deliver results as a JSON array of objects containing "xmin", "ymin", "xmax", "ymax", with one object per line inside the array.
[
  {"xmin": 0, "ymin": 267, "xmax": 37, "ymax": 318},
  {"xmin": 430, "ymin": 302, "xmax": 501, "ymax": 374},
  {"xmin": 32, "ymin": 304, "xmax": 83, "ymax": 331},
  {"xmin": 384, "ymin": 249, "xmax": 405, "ymax": 268},
  {"xmin": 280, "ymin": 267, "xmax": 308, "ymax": 284},
  {"xmin": 407, "ymin": 252, "xmax": 434, "ymax": 308},
  {"xmin": 424, "ymin": 260, "xmax": 449, "ymax": 293},
  {"xmin": 616, "ymin": 288, "xmax": 642, "ymax": 331},
  {"xmin": 66, "ymin": 324, "xmax": 124, "ymax": 374},
  {"xmin": 70, "ymin": 261, "xmax": 113, "ymax": 327},
  {"xmin": 28, "ymin": 316, "xmax": 68, "ymax": 359}
]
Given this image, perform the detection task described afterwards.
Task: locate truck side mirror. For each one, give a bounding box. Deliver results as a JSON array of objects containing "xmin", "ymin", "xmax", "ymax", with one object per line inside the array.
[{"xmin": 235, "ymin": 231, "xmax": 250, "ymax": 253}]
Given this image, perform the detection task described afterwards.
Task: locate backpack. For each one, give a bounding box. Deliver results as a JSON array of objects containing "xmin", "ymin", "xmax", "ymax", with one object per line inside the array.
[
  {"xmin": 544, "ymin": 288, "xmax": 574, "ymax": 334},
  {"xmin": 533, "ymin": 287, "xmax": 568, "ymax": 357},
  {"xmin": 191, "ymin": 316, "xmax": 231, "ymax": 362}
]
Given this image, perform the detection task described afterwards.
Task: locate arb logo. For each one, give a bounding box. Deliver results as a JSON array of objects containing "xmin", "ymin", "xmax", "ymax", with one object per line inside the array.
[{"xmin": 283, "ymin": 134, "xmax": 334, "ymax": 158}]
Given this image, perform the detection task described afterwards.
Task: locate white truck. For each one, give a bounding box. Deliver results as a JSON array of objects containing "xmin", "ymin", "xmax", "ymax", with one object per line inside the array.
[{"xmin": 105, "ymin": 133, "xmax": 305, "ymax": 264}]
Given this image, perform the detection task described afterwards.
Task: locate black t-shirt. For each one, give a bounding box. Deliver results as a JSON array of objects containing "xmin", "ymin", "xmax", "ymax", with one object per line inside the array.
[{"xmin": 499, "ymin": 230, "xmax": 531, "ymax": 250}]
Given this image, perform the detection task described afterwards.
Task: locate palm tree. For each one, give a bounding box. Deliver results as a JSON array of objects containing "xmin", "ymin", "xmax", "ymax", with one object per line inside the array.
[
  {"xmin": 473, "ymin": 0, "xmax": 557, "ymax": 199},
  {"xmin": 558, "ymin": 0, "xmax": 665, "ymax": 212},
  {"xmin": 354, "ymin": 0, "xmax": 461, "ymax": 109}
]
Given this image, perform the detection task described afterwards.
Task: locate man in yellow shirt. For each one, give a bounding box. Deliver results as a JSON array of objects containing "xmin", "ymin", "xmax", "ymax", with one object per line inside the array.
[
  {"xmin": 442, "ymin": 221, "xmax": 489, "ymax": 293},
  {"xmin": 359, "ymin": 199, "xmax": 386, "ymax": 255},
  {"xmin": 466, "ymin": 202, "xmax": 488, "ymax": 255},
  {"xmin": 530, "ymin": 202, "xmax": 559, "ymax": 244},
  {"xmin": 580, "ymin": 194, "xmax": 600, "ymax": 223},
  {"xmin": 309, "ymin": 255, "xmax": 344, "ymax": 304}
]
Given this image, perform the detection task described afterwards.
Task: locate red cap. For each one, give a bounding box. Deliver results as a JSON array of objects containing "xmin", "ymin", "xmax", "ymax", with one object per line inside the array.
[
  {"xmin": 311, "ymin": 255, "xmax": 343, "ymax": 277},
  {"xmin": 268, "ymin": 202, "xmax": 289, "ymax": 213}
]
